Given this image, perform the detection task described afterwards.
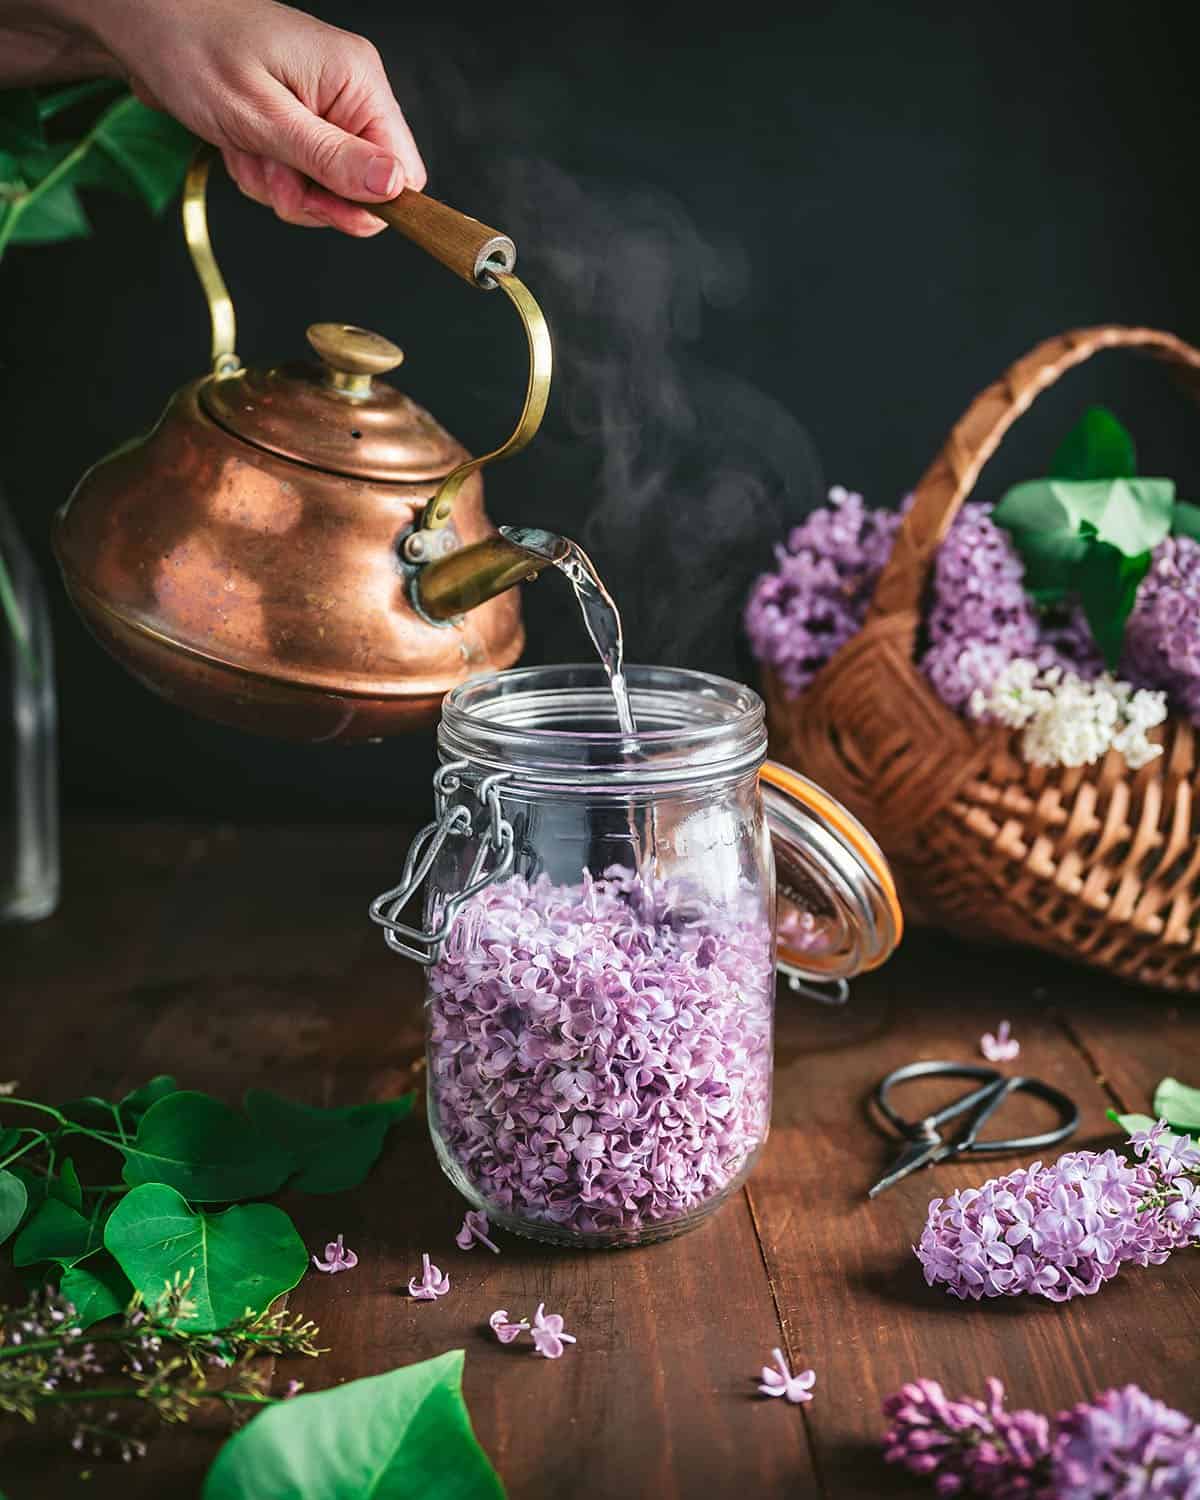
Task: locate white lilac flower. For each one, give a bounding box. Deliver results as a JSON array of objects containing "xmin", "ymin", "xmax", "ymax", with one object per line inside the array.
[{"xmin": 969, "ymin": 660, "xmax": 1166, "ymax": 771}]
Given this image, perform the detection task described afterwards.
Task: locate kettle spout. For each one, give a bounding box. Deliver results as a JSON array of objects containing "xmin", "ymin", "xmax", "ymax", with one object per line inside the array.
[{"xmin": 413, "ymin": 526, "xmax": 570, "ymax": 623}]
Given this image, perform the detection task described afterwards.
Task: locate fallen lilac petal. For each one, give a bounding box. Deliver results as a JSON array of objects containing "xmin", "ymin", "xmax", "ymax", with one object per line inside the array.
[
  {"xmin": 311, "ymin": 1233, "xmax": 358, "ymax": 1274},
  {"xmin": 488, "ymin": 1309, "xmax": 530, "ymax": 1344},
  {"xmin": 530, "ymin": 1301, "xmax": 576, "ymax": 1359},
  {"xmin": 407, "ymin": 1252, "xmax": 451, "ymax": 1300},
  {"xmin": 980, "ymin": 1020, "xmax": 1020, "ymax": 1063},
  {"xmin": 758, "ymin": 1347, "xmax": 815, "ymax": 1403},
  {"xmin": 282, "ymin": 1380, "xmax": 303, "ymax": 1399},
  {"xmin": 456, "ymin": 1210, "xmax": 500, "ymax": 1254}
]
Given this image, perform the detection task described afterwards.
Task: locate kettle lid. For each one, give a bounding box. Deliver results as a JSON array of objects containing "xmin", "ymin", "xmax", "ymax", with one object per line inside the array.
[{"xmin": 199, "ymin": 322, "xmax": 463, "ymax": 483}]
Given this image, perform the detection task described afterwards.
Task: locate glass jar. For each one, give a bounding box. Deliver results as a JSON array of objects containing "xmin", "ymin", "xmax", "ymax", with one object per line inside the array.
[
  {"xmin": 1, "ymin": 491, "xmax": 59, "ymax": 923},
  {"xmin": 372, "ymin": 665, "xmax": 900, "ymax": 1247}
]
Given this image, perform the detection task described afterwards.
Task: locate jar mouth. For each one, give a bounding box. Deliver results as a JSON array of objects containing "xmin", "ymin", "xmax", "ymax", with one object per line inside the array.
[{"xmin": 439, "ymin": 664, "xmax": 766, "ymax": 788}]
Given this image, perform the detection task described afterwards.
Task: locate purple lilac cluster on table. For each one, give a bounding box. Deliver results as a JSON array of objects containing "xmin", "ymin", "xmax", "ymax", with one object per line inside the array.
[
  {"xmin": 428, "ymin": 866, "xmax": 774, "ymax": 1239},
  {"xmin": 916, "ymin": 1124, "xmax": 1200, "ymax": 1303},
  {"xmin": 883, "ymin": 1376, "xmax": 1200, "ymax": 1498},
  {"xmin": 744, "ymin": 486, "xmax": 1200, "ymax": 722}
]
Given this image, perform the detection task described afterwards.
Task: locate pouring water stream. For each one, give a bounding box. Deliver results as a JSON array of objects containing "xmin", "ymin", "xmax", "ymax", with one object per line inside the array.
[{"xmin": 498, "ymin": 526, "xmax": 648, "ymax": 869}]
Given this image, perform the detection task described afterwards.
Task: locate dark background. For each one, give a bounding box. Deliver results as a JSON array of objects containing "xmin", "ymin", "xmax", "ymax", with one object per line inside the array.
[{"xmin": 2, "ymin": 0, "xmax": 1197, "ymax": 820}]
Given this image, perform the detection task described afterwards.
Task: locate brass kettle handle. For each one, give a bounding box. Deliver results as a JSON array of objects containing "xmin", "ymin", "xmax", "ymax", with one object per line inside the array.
[{"xmin": 181, "ymin": 147, "xmax": 552, "ymax": 535}]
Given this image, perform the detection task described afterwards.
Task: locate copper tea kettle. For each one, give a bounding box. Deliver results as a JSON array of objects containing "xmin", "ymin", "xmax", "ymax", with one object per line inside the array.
[{"xmin": 52, "ymin": 151, "xmax": 564, "ymax": 743}]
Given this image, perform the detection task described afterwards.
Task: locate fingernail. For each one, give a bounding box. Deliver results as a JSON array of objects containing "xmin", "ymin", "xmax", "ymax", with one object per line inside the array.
[{"xmin": 364, "ymin": 154, "xmax": 401, "ymax": 197}]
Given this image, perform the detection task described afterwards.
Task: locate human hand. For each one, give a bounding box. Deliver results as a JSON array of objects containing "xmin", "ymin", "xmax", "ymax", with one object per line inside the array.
[{"xmin": 7, "ymin": 0, "xmax": 427, "ymax": 236}]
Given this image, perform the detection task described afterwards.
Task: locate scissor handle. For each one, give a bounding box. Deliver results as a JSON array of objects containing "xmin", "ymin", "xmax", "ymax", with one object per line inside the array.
[
  {"xmin": 963, "ymin": 1075, "xmax": 1079, "ymax": 1154},
  {"xmin": 874, "ymin": 1062, "xmax": 1002, "ymax": 1136},
  {"xmin": 874, "ymin": 1061, "xmax": 1078, "ymax": 1155}
]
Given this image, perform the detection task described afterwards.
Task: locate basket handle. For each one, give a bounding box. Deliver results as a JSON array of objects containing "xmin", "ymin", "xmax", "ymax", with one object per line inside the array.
[{"xmin": 868, "ymin": 324, "xmax": 1200, "ymax": 622}]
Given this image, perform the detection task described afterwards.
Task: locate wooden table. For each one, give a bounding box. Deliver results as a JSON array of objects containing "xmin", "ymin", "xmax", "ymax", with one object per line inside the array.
[{"xmin": 2, "ymin": 822, "xmax": 1198, "ymax": 1498}]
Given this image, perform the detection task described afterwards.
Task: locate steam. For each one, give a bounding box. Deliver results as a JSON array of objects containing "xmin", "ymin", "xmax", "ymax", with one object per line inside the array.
[{"xmin": 393, "ymin": 48, "xmax": 823, "ymax": 678}]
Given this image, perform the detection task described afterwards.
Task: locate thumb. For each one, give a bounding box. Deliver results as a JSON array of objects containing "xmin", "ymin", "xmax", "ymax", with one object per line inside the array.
[{"xmin": 251, "ymin": 92, "xmax": 404, "ymax": 203}]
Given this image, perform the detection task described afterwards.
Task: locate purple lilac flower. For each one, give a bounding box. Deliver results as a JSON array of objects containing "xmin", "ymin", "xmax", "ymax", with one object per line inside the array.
[
  {"xmin": 456, "ymin": 1210, "xmax": 500, "ymax": 1253},
  {"xmin": 311, "ymin": 1234, "xmax": 357, "ymax": 1274},
  {"xmin": 1055, "ymin": 1384, "xmax": 1200, "ymax": 1498},
  {"xmin": 428, "ymin": 867, "xmax": 774, "ymax": 1240},
  {"xmin": 406, "ymin": 1253, "xmax": 450, "ymax": 1301},
  {"xmin": 529, "ymin": 1302, "xmax": 576, "ymax": 1359},
  {"xmin": 1123, "ymin": 535, "xmax": 1200, "ymax": 724},
  {"xmin": 918, "ymin": 502, "xmax": 1043, "ymax": 711},
  {"xmin": 980, "ymin": 1020, "xmax": 1020, "ymax": 1063},
  {"xmin": 917, "ymin": 1126, "xmax": 1200, "ymax": 1303},
  {"xmin": 758, "ymin": 1348, "xmax": 816, "ymax": 1404},
  {"xmin": 883, "ymin": 1378, "xmax": 1200, "ymax": 1498},
  {"xmin": 744, "ymin": 486, "xmax": 904, "ymax": 697},
  {"xmin": 882, "ymin": 1376, "xmax": 1054, "ymax": 1496},
  {"xmin": 488, "ymin": 1309, "xmax": 530, "ymax": 1344},
  {"xmin": 747, "ymin": 483, "xmax": 1200, "ymax": 726}
]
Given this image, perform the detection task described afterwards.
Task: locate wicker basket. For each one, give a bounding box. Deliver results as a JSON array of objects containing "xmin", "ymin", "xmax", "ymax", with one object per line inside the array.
[{"xmin": 764, "ymin": 325, "xmax": 1200, "ymax": 993}]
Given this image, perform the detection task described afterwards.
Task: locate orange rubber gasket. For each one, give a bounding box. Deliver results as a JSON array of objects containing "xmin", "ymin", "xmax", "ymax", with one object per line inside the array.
[{"xmin": 761, "ymin": 759, "xmax": 904, "ymax": 964}]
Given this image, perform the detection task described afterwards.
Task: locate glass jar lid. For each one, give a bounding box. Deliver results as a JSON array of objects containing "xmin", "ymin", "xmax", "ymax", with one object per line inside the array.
[
  {"xmin": 438, "ymin": 664, "xmax": 766, "ymax": 791},
  {"xmin": 761, "ymin": 760, "xmax": 903, "ymax": 982}
]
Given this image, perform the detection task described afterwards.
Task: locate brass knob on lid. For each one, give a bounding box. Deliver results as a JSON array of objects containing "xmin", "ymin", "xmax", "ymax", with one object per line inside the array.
[{"xmin": 306, "ymin": 322, "xmax": 405, "ymax": 397}]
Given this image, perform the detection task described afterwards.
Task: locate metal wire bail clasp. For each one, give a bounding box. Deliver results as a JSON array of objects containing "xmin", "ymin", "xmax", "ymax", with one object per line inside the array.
[{"xmin": 368, "ymin": 760, "xmax": 515, "ymax": 965}]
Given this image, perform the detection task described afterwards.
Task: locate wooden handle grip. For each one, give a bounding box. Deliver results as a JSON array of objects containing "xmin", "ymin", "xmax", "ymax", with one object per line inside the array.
[
  {"xmin": 868, "ymin": 325, "xmax": 1200, "ymax": 622},
  {"xmin": 372, "ymin": 190, "xmax": 516, "ymax": 287}
]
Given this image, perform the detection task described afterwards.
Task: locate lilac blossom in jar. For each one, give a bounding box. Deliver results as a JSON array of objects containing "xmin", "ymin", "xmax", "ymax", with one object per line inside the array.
[{"xmin": 426, "ymin": 867, "xmax": 774, "ymax": 1245}]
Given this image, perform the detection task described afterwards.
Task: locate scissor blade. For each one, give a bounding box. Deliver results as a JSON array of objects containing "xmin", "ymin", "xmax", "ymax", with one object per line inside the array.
[{"xmin": 868, "ymin": 1139, "xmax": 946, "ymax": 1198}]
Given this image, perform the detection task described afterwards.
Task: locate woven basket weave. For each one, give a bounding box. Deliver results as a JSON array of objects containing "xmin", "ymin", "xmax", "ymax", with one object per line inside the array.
[{"xmin": 764, "ymin": 325, "xmax": 1200, "ymax": 992}]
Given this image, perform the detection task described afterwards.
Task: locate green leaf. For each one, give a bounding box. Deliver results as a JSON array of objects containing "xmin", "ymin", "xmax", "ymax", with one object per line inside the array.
[
  {"xmin": 61, "ymin": 1254, "xmax": 134, "ymax": 1328},
  {"xmin": 89, "ymin": 96, "xmax": 194, "ymax": 215},
  {"xmin": 1153, "ymin": 1077, "xmax": 1200, "ymax": 1133},
  {"xmin": 1093, "ymin": 479, "xmax": 1175, "ymax": 556},
  {"xmin": 9, "ymin": 1164, "xmax": 47, "ymax": 1227},
  {"xmin": 1107, "ymin": 1108, "xmax": 1157, "ymax": 1136},
  {"xmin": 1051, "ymin": 407, "xmax": 1137, "ymax": 480},
  {"xmin": 1171, "ymin": 501, "xmax": 1200, "ymax": 542},
  {"xmin": 244, "ymin": 1090, "xmax": 414, "ymax": 1195},
  {"xmin": 8, "ymin": 179, "xmax": 89, "ymax": 244},
  {"xmin": 993, "ymin": 480, "xmax": 1087, "ymax": 600},
  {"xmin": 105, "ymin": 1184, "xmax": 307, "ymax": 1333},
  {"xmin": 0, "ymin": 89, "xmax": 45, "ymax": 152},
  {"xmin": 0, "ymin": 1170, "xmax": 28, "ymax": 1247},
  {"xmin": 119, "ymin": 1074, "xmax": 180, "ymax": 1127},
  {"xmin": 13, "ymin": 1197, "xmax": 101, "ymax": 1268},
  {"xmin": 120, "ymin": 1091, "xmax": 293, "ymax": 1202},
  {"xmin": 202, "ymin": 1351, "xmax": 506, "ymax": 1500},
  {"xmin": 48, "ymin": 1157, "xmax": 83, "ymax": 1212},
  {"xmin": 1077, "ymin": 542, "xmax": 1150, "ymax": 668},
  {"xmin": 36, "ymin": 79, "xmax": 121, "ymax": 124},
  {"xmin": 996, "ymin": 478, "xmax": 1173, "ymax": 561}
]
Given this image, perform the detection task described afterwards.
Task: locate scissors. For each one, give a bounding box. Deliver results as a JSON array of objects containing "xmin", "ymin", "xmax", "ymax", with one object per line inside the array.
[{"xmin": 867, "ymin": 1061, "xmax": 1079, "ymax": 1199}]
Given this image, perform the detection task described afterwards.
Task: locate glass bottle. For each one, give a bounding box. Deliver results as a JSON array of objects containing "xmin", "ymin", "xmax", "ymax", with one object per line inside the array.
[
  {"xmin": 1, "ymin": 491, "xmax": 59, "ymax": 922},
  {"xmin": 372, "ymin": 664, "xmax": 899, "ymax": 1247}
]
